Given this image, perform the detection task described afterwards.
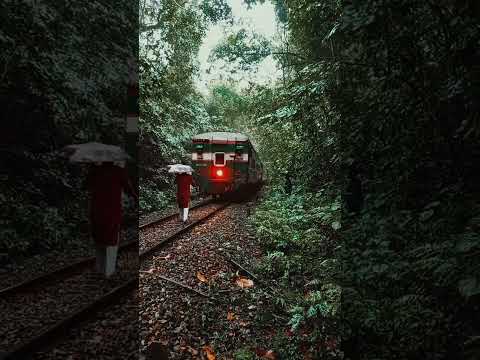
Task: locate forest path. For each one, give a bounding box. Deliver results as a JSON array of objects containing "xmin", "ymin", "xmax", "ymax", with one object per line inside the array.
[{"xmin": 139, "ymin": 198, "xmax": 285, "ymax": 359}]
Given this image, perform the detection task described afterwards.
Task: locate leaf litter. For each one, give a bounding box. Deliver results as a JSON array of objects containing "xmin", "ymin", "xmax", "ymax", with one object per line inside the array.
[
  {"xmin": 234, "ymin": 275, "xmax": 254, "ymax": 288},
  {"xmin": 140, "ymin": 202, "xmax": 284, "ymax": 359}
]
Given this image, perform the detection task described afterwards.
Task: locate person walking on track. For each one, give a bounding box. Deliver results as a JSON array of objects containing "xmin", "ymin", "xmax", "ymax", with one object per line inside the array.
[
  {"xmin": 168, "ymin": 164, "xmax": 196, "ymax": 224},
  {"xmin": 175, "ymin": 171, "xmax": 195, "ymax": 223},
  {"xmin": 87, "ymin": 161, "xmax": 138, "ymax": 277}
]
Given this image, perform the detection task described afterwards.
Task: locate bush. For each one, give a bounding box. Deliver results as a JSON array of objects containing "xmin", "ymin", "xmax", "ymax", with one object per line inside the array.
[
  {"xmin": 251, "ymin": 186, "xmax": 341, "ymax": 358},
  {"xmin": 1, "ymin": 188, "xmax": 83, "ymax": 256},
  {"xmin": 139, "ymin": 183, "xmax": 175, "ymax": 215}
]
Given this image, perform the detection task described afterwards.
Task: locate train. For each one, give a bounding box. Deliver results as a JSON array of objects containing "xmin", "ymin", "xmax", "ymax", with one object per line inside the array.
[{"xmin": 191, "ymin": 131, "xmax": 264, "ymax": 197}]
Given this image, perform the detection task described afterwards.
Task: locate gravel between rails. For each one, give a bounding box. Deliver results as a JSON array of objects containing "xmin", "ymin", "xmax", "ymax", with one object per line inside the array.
[
  {"xmin": 139, "ymin": 200, "xmax": 270, "ymax": 359},
  {"xmin": 139, "ymin": 203, "xmax": 224, "ymax": 254},
  {"xmin": 0, "ymin": 249, "xmax": 137, "ymax": 353},
  {"xmin": 31, "ymin": 290, "xmax": 139, "ymax": 360}
]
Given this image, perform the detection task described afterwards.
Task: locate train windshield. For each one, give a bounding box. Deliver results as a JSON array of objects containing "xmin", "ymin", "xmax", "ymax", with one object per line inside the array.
[{"xmin": 214, "ymin": 152, "xmax": 225, "ymax": 166}]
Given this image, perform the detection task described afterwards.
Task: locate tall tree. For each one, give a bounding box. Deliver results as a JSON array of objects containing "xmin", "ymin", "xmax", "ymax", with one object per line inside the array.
[{"xmin": 139, "ymin": 0, "xmax": 232, "ymax": 212}]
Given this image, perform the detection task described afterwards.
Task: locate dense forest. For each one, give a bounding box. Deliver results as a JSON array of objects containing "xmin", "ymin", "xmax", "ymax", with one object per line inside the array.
[
  {"xmin": 1, "ymin": 0, "xmax": 137, "ymax": 257},
  {"xmin": 141, "ymin": 0, "xmax": 480, "ymax": 359},
  {"xmin": 1, "ymin": 0, "xmax": 478, "ymax": 358}
]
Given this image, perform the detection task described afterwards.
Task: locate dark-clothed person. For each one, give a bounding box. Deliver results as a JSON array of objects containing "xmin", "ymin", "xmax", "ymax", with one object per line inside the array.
[
  {"xmin": 87, "ymin": 162, "xmax": 137, "ymax": 276},
  {"xmin": 175, "ymin": 173, "xmax": 194, "ymax": 222}
]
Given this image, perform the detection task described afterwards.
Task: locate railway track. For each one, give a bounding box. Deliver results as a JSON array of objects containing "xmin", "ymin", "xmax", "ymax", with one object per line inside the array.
[
  {"xmin": 139, "ymin": 198, "xmax": 212, "ymax": 229},
  {"xmin": 140, "ymin": 200, "xmax": 230, "ymax": 258},
  {"xmin": 0, "ymin": 200, "xmax": 230, "ymax": 359},
  {"xmin": 138, "ymin": 197, "xmax": 265, "ymax": 359}
]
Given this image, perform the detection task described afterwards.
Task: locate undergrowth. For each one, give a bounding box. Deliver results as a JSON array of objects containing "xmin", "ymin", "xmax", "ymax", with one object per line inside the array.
[
  {"xmin": 139, "ymin": 183, "xmax": 175, "ymax": 215},
  {"xmin": 340, "ymin": 185, "xmax": 480, "ymax": 359},
  {"xmin": 251, "ymin": 185, "xmax": 342, "ymax": 359}
]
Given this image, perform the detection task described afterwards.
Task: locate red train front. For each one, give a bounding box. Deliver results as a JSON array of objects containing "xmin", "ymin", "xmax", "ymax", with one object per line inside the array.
[{"xmin": 191, "ymin": 132, "xmax": 263, "ymax": 197}]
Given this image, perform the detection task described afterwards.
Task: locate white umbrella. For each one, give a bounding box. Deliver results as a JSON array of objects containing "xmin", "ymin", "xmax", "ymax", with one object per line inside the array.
[
  {"xmin": 64, "ymin": 142, "xmax": 130, "ymax": 163},
  {"xmin": 167, "ymin": 164, "xmax": 193, "ymax": 175}
]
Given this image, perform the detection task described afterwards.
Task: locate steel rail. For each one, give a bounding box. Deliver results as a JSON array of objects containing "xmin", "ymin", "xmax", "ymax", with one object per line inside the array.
[
  {"xmin": 0, "ymin": 238, "xmax": 137, "ymax": 297},
  {"xmin": 0, "ymin": 201, "xmax": 229, "ymax": 359},
  {"xmin": 0, "ymin": 277, "xmax": 138, "ymax": 360},
  {"xmin": 0, "ymin": 200, "xmax": 214, "ymax": 297},
  {"xmin": 139, "ymin": 198, "xmax": 212, "ymax": 229},
  {"xmin": 139, "ymin": 202, "xmax": 230, "ymax": 259}
]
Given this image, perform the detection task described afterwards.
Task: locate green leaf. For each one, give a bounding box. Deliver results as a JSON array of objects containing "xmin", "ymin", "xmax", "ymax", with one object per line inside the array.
[
  {"xmin": 455, "ymin": 234, "xmax": 479, "ymax": 253},
  {"xmin": 419, "ymin": 209, "xmax": 434, "ymax": 222},
  {"xmin": 458, "ymin": 277, "xmax": 480, "ymax": 298},
  {"xmin": 331, "ymin": 221, "xmax": 341, "ymax": 230}
]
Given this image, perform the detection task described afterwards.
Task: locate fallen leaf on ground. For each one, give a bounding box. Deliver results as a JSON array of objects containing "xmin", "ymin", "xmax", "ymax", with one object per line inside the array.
[
  {"xmin": 234, "ymin": 276, "xmax": 254, "ymax": 288},
  {"xmin": 202, "ymin": 345, "xmax": 216, "ymax": 360},
  {"xmin": 196, "ymin": 272, "xmax": 208, "ymax": 283},
  {"xmin": 227, "ymin": 311, "xmax": 235, "ymax": 321},
  {"xmin": 255, "ymin": 348, "xmax": 266, "ymax": 357},
  {"xmin": 263, "ymin": 350, "xmax": 277, "ymax": 359}
]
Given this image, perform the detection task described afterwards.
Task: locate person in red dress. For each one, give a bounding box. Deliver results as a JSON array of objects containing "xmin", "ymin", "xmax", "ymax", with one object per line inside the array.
[
  {"xmin": 87, "ymin": 161, "xmax": 137, "ymax": 277},
  {"xmin": 175, "ymin": 172, "xmax": 195, "ymax": 223}
]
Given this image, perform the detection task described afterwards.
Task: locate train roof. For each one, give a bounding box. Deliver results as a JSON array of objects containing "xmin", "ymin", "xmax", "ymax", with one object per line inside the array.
[{"xmin": 192, "ymin": 132, "xmax": 250, "ymax": 142}]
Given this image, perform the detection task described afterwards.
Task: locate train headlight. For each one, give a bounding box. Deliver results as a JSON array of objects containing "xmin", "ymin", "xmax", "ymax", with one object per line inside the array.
[{"xmin": 216, "ymin": 169, "xmax": 224, "ymax": 177}]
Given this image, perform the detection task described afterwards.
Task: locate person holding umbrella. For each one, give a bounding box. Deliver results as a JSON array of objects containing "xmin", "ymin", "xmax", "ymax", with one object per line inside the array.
[
  {"xmin": 65, "ymin": 143, "xmax": 138, "ymax": 277},
  {"xmin": 168, "ymin": 164, "xmax": 195, "ymax": 224}
]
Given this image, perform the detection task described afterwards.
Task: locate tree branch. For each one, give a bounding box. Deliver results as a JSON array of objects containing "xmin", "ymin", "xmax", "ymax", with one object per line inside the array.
[
  {"xmin": 140, "ymin": 23, "xmax": 163, "ymax": 32},
  {"xmin": 272, "ymin": 51, "xmax": 307, "ymax": 60},
  {"xmin": 140, "ymin": 0, "xmax": 186, "ymax": 33}
]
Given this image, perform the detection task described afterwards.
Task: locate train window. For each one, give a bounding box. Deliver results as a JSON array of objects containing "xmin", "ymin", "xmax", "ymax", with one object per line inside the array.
[{"xmin": 214, "ymin": 152, "xmax": 225, "ymax": 166}]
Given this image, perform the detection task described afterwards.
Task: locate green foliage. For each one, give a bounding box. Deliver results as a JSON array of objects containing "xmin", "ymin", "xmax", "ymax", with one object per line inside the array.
[
  {"xmin": 139, "ymin": 0, "xmax": 222, "ymax": 213},
  {"xmin": 137, "ymin": 1, "xmax": 480, "ymax": 357},
  {"xmin": 251, "ymin": 187, "xmax": 340, "ymax": 358},
  {"xmin": 139, "ymin": 184, "xmax": 175, "ymax": 214},
  {"xmin": 243, "ymin": 0, "xmax": 479, "ymax": 358},
  {"xmin": 209, "ymin": 28, "xmax": 272, "ymax": 71},
  {"xmin": 200, "ymin": 0, "xmax": 233, "ymax": 24},
  {"xmin": 0, "ymin": 0, "xmax": 136, "ymax": 257},
  {"xmin": 233, "ymin": 348, "xmax": 255, "ymax": 360},
  {"xmin": 289, "ymin": 283, "xmax": 340, "ymax": 330},
  {"xmin": 205, "ymin": 84, "xmax": 249, "ymax": 130},
  {"xmin": 1, "ymin": 200, "xmax": 79, "ymax": 254},
  {"xmin": 1, "ymin": 0, "xmax": 135, "ymax": 143},
  {"xmin": 245, "ymin": 63, "xmax": 340, "ymax": 188},
  {"xmin": 272, "ymin": 0, "xmax": 480, "ymax": 358},
  {"xmin": 330, "ymin": 0, "xmax": 480, "ymax": 357}
]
